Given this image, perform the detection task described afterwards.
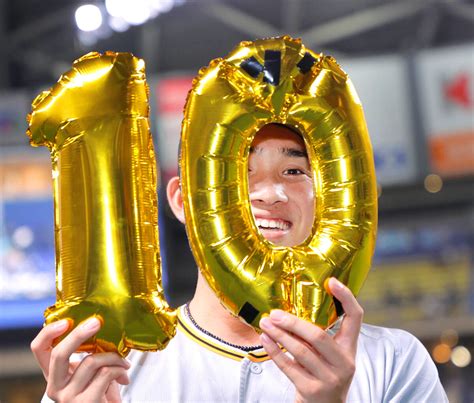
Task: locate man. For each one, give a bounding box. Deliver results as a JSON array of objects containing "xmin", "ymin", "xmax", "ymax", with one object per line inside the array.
[{"xmin": 32, "ymin": 124, "xmax": 447, "ymax": 402}]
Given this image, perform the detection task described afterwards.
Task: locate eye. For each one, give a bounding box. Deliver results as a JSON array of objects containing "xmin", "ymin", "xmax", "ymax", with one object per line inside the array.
[{"xmin": 284, "ymin": 168, "xmax": 304, "ymax": 175}]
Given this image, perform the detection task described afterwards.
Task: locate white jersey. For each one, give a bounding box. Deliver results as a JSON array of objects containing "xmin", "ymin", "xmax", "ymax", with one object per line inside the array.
[
  {"xmin": 42, "ymin": 305, "xmax": 448, "ymax": 402},
  {"xmin": 120, "ymin": 306, "xmax": 447, "ymax": 402}
]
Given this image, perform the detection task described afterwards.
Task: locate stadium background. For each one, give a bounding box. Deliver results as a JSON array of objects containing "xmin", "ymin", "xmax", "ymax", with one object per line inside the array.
[{"xmin": 0, "ymin": 0, "xmax": 473, "ymax": 401}]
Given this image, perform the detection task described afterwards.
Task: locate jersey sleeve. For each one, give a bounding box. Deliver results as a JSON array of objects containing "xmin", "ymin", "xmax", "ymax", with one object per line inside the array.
[
  {"xmin": 41, "ymin": 393, "xmax": 54, "ymax": 403},
  {"xmin": 383, "ymin": 329, "xmax": 448, "ymax": 403}
]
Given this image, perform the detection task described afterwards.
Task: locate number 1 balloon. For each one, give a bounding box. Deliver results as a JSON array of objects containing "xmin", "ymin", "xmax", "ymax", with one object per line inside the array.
[{"xmin": 26, "ymin": 52, "xmax": 176, "ymax": 356}]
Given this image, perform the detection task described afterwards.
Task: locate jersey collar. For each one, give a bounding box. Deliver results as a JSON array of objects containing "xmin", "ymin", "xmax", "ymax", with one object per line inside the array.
[{"xmin": 177, "ymin": 305, "xmax": 273, "ymax": 362}]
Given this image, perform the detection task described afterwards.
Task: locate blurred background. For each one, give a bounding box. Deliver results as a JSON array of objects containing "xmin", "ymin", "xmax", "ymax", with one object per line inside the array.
[{"xmin": 0, "ymin": 0, "xmax": 473, "ymax": 401}]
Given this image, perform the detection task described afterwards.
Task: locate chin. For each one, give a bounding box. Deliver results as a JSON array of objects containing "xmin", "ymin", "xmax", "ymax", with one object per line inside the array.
[
  {"xmin": 271, "ymin": 237, "xmax": 299, "ymax": 247},
  {"xmin": 259, "ymin": 228, "xmax": 306, "ymax": 247}
]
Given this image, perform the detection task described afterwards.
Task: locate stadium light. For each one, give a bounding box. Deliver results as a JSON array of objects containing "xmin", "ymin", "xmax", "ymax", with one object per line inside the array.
[{"xmin": 75, "ymin": 4, "xmax": 103, "ymax": 32}]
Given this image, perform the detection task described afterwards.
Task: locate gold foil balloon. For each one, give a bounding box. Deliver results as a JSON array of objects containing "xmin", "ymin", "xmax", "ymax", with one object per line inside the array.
[
  {"xmin": 26, "ymin": 52, "xmax": 176, "ymax": 356},
  {"xmin": 180, "ymin": 36, "xmax": 377, "ymax": 329}
]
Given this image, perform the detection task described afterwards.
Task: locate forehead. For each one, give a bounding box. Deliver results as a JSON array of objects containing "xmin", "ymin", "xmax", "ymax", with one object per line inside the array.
[{"xmin": 251, "ymin": 124, "xmax": 306, "ymax": 152}]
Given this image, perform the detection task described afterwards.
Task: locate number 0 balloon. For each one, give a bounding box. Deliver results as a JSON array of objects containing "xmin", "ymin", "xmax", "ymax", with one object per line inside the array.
[
  {"xmin": 180, "ymin": 36, "xmax": 378, "ymax": 329},
  {"xmin": 26, "ymin": 52, "xmax": 176, "ymax": 356}
]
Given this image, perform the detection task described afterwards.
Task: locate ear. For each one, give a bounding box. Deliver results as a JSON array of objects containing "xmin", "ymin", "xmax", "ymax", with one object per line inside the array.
[{"xmin": 166, "ymin": 176, "xmax": 186, "ymax": 224}]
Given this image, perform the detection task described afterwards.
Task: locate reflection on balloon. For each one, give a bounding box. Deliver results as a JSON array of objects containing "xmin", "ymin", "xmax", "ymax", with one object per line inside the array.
[
  {"xmin": 26, "ymin": 51, "xmax": 176, "ymax": 356},
  {"xmin": 180, "ymin": 36, "xmax": 378, "ymax": 329}
]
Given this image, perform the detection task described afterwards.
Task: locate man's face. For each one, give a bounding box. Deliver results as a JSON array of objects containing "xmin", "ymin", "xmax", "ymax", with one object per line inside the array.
[{"xmin": 248, "ymin": 124, "xmax": 315, "ymax": 247}]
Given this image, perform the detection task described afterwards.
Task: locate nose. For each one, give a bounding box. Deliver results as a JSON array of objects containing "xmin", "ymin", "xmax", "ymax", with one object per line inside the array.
[{"xmin": 249, "ymin": 176, "xmax": 288, "ymax": 206}]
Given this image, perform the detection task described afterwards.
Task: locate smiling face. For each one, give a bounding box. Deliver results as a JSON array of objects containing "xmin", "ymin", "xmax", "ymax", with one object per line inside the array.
[{"xmin": 248, "ymin": 124, "xmax": 315, "ymax": 247}]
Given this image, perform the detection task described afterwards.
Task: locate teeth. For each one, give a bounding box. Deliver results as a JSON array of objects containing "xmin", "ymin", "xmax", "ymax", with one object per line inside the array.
[{"xmin": 255, "ymin": 218, "xmax": 290, "ymax": 230}]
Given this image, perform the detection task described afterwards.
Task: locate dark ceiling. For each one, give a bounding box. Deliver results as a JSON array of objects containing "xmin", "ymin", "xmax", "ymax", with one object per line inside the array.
[{"xmin": 2, "ymin": 0, "xmax": 474, "ymax": 89}]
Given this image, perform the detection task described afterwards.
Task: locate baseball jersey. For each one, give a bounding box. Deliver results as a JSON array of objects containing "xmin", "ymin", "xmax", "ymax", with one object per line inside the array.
[
  {"xmin": 42, "ymin": 305, "xmax": 448, "ymax": 402},
  {"xmin": 120, "ymin": 306, "xmax": 447, "ymax": 402}
]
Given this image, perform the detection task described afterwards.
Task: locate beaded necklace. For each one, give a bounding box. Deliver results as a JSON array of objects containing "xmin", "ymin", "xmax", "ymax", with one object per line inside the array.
[{"xmin": 184, "ymin": 303, "xmax": 263, "ymax": 352}]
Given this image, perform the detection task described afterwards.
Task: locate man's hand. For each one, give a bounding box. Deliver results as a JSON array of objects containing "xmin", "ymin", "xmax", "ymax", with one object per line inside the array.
[
  {"xmin": 259, "ymin": 277, "xmax": 363, "ymax": 403},
  {"xmin": 31, "ymin": 317, "xmax": 130, "ymax": 403}
]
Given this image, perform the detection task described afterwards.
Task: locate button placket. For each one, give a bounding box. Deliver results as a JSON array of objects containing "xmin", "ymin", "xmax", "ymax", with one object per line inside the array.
[{"xmin": 250, "ymin": 362, "xmax": 262, "ymax": 374}]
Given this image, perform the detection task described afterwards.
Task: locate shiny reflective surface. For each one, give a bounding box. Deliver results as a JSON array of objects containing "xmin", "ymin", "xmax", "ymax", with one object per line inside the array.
[
  {"xmin": 180, "ymin": 36, "xmax": 378, "ymax": 329},
  {"xmin": 26, "ymin": 52, "xmax": 176, "ymax": 356}
]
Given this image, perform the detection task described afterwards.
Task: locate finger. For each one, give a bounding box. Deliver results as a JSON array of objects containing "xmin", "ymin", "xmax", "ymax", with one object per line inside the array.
[
  {"xmin": 267, "ymin": 310, "xmax": 343, "ymax": 368},
  {"xmin": 66, "ymin": 353, "xmax": 130, "ymax": 396},
  {"xmin": 327, "ymin": 277, "xmax": 363, "ymax": 352},
  {"xmin": 49, "ymin": 317, "xmax": 101, "ymax": 389},
  {"xmin": 30, "ymin": 320, "xmax": 70, "ymax": 378},
  {"xmin": 260, "ymin": 332, "xmax": 312, "ymax": 389},
  {"xmin": 105, "ymin": 380, "xmax": 122, "ymax": 403},
  {"xmin": 83, "ymin": 366, "xmax": 129, "ymax": 400},
  {"xmin": 260, "ymin": 317, "xmax": 331, "ymax": 378}
]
